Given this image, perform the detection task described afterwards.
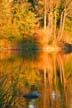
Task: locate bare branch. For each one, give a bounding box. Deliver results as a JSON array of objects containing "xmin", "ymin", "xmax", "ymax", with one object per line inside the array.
[
  {"xmin": 65, "ymin": 8, "xmax": 72, "ymax": 16},
  {"xmin": 67, "ymin": 15, "xmax": 72, "ymax": 19}
]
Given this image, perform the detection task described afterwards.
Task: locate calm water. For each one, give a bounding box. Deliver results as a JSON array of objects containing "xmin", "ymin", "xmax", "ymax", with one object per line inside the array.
[{"xmin": 0, "ymin": 49, "xmax": 72, "ymax": 108}]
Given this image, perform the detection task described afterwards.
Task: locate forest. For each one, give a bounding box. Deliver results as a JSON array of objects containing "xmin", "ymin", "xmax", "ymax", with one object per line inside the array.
[
  {"xmin": 0, "ymin": 0, "xmax": 72, "ymax": 108},
  {"xmin": 0, "ymin": 0, "xmax": 72, "ymax": 49}
]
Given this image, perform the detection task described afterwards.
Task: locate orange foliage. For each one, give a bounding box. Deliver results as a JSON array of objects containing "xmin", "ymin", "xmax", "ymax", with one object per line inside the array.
[{"xmin": 61, "ymin": 32, "xmax": 72, "ymax": 44}]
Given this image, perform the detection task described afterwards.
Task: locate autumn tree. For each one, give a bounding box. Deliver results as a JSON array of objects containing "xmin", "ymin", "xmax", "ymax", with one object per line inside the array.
[
  {"xmin": 0, "ymin": 0, "xmax": 39, "ymax": 42},
  {"xmin": 0, "ymin": 0, "xmax": 72, "ymax": 45},
  {"xmin": 44, "ymin": 0, "xmax": 72, "ymax": 41},
  {"xmin": 30, "ymin": 0, "xmax": 72, "ymax": 41}
]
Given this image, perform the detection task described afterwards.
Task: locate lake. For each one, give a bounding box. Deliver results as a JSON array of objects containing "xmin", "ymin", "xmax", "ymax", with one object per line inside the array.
[{"xmin": 0, "ymin": 48, "xmax": 72, "ymax": 108}]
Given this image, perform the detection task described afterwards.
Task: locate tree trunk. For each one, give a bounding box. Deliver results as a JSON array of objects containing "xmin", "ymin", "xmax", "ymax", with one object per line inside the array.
[
  {"xmin": 43, "ymin": 67, "xmax": 47, "ymax": 108},
  {"xmin": 44, "ymin": 0, "xmax": 47, "ymax": 30},
  {"xmin": 58, "ymin": 9, "xmax": 66, "ymax": 40}
]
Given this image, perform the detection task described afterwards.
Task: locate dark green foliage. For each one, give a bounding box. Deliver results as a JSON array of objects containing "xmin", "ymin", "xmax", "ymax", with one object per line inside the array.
[
  {"xmin": 19, "ymin": 36, "xmax": 40, "ymax": 60},
  {"xmin": 28, "ymin": 0, "xmax": 38, "ymax": 6}
]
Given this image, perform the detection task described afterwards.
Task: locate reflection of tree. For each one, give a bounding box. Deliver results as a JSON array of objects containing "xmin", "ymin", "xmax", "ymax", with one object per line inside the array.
[
  {"xmin": 0, "ymin": 48, "xmax": 72, "ymax": 108},
  {"xmin": 41, "ymin": 51, "xmax": 72, "ymax": 108}
]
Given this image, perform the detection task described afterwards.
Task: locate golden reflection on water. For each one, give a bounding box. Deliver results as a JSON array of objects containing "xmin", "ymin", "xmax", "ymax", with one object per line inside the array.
[{"xmin": 0, "ymin": 50, "xmax": 72, "ymax": 108}]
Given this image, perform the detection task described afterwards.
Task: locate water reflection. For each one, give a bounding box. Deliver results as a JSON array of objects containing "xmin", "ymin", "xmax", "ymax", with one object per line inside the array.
[
  {"xmin": 0, "ymin": 47, "xmax": 72, "ymax": 108},
  {"xmin": 28, "ymin": 100, "xmax": 36, "ymax": 108}
]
